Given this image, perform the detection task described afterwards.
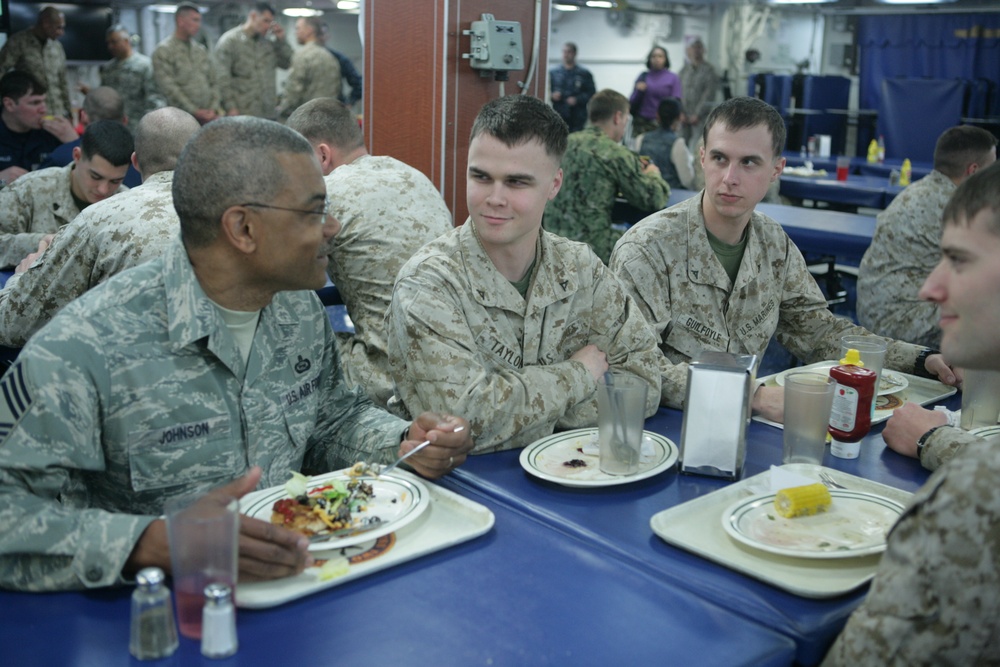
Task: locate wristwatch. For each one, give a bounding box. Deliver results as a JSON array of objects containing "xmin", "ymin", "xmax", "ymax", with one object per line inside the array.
[
  {"xmin": 913, "ymin": 348, "xmax": 940, "ymax": 379},
  {"xmin": 916, "ymin": 424, "xmax": 946, "ymax": 462}
]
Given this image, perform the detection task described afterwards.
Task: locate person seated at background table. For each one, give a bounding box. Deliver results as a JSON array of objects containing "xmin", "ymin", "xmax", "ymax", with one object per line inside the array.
[
  {"xmin": 386, "ymin": 95, "xmax": 662, "ymax": 454},
  {"xmin": 286, "ymin": 97, "xmax": 453, "ymax": 407},
  {"xmin": 0, "ymin": 120, "xmax": 132, "ymax": 269},
  {"xmin": 0, "ymin": 107, "xmax": 199, "ymax": 348},
  {"xmin": 544, "ymin": 89, "xmax": 669, "ymax": 264},
  {"xmin": 38, "ymin": 86, "xmax": 142, "ymax": 188},
  {"xmin": 821, "ymin": 161, "xmax": 1000, "ymax": 667},
  {"xmin": 0, "ymin": 117, "xmax": 472, "ymax": 591},
  {"xmin": 609, "ymin": 96, "xmax": 956, "ymax": 422},
  {"xmin": 0, "ymin": 71, "xmax": 77, "ymax": 185},
  {"xmin": 857, "ymin": 125, "xmax": 997, "ymax": 349},
  {"xmin": 635, "ymin": 97, "xmax": 695, "ymax": 190}
]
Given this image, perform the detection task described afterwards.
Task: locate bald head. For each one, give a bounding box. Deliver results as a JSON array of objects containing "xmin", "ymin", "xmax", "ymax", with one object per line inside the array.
[
  {"xmin": 287, "ymin": 97, "xmax": 364, "ymax": 151},
  {"xmin": 134, "ymin": 107, "xmax": 201, "ymax": 178},
  {"xmin": 37, "ymin": 7, "xmax": 65, "ymax": 41},
  {"xmin": 82, "ymin": 86, "xmax": 125, "ymax": 124}
]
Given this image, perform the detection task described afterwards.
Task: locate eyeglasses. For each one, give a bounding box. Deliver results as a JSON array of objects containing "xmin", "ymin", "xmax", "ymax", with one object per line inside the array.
[{"xmin": 240, "ymin": 198, "xmax": 332, "ymax": 223}]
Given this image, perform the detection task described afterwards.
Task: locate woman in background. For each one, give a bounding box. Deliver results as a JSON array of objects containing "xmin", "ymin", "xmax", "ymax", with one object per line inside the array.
[{"xmin": 629, "ymin": 46, "xmax": 681, "ymax": 134}]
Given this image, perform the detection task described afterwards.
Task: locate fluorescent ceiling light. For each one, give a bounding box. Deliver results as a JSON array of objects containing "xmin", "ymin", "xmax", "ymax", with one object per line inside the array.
[
  {"xmin": 554, "ymin": 4, "xmax": 581, "ymax": 10},
  {"xmin": 877, "ymin": 0, "xmax": 956, "ymax": 4},
  {"xmin": 149, "ymin": 4, "xmax": 179, "ymax": 12},
  {"xmin": 337, "ymin": 1, "xmax": 360, "ymax": 9},
  {"xmin": 283, "ymin": 8, "xmax": 324, "ymax": 17},
  {"xmin": 586, "ymin": 1, "xmax": 615, "ymax": 7},
  {"xmin": 769, "ymin": 0, "xmax": 837, "ymax": 4}
]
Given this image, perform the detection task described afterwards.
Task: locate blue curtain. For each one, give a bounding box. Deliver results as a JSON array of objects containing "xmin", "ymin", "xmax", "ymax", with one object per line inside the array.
[
  {"xmin": 880, "ymin": 79, "xmax": 966, "ymax": 162},
  {"xmin": 858, "ymin": 13, "xmax": 1000, "ymax": 111}
]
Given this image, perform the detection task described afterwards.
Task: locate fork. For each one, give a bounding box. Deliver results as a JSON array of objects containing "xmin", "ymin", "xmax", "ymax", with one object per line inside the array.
[
  {"xmin": 818, "ymin": 471, "xmax": 847, "ymax": 490},
  {"xmin": 375, "ymin": 425, "xmax": 466, "ymax": 477}
]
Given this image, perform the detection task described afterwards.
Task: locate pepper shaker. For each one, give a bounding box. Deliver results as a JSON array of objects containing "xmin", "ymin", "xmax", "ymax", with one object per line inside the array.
[
  {"xmin": 200, "ymin": 583, "xmax": 238, "ymax": 659},
  {"xmin": 129, "ymin": 567, "xmax": 179, "ymax": 660}
]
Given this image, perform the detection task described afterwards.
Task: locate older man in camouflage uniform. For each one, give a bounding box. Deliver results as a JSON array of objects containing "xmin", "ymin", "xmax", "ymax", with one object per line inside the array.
[
  {"xmin": 678, "ymin": 37, "xmax": 719, "ymax": 152},
  {"xmin": 0, "ymin": 120, "xmax": 132, "ymax": 268},
  {"xmin": 277, "ymin": 17, "xmax": 340, "ymax": 121},
  {"xmin": 98, "ymin": 25, "xmax": 165, "ymax": 132},
  {"xmin": 215, "ymin": 3, "xmax": 292, "ymax": 119},
  {"xmin": 0, "ymin": 108, "xmax": 200, "ymax": 348},
  {"xmin": 822, "ymin": 161, "xmax": 1000, "ymax": 666},
  {"xmin": 0, "ymin": 6, "xmax": 72, "ymax": 119},
  {"xmin": 0, "ymin": 117, "xmax": 472, "ymax": 591},
  {"xmin": 288, "ymin": 98, "xmax": 452, "ymax": 407},
  {"xmin": 610, "ymin": 97, "xmax": 956, "ymax": 422},
  {"xmin": 387, "ymin": 95, "xmax": 662, "ymax": 454},
  {"xmin": 545, "ymin": 89, "xmax": 669, "ymax": 264},
  {"xmin": 152, "ymin": 3, "xmax": 222, "ymax": 125},
  {"xmin": 857, "ymin": 126, "xmax": 997, "ymax": 349}
]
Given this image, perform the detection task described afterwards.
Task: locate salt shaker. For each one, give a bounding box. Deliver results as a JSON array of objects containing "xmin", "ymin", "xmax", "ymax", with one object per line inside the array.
[
  {"xmin": 129, "ymin": 567, "xmax": 179, "ymax": 660},
  {"xmin": 200, "ymin": 583, "xmax": 238, "ymax": 659}
]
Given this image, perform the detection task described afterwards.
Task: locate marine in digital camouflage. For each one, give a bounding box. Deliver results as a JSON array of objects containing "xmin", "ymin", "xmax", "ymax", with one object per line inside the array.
[
  {"xmin": 0, "ymin": 164, "xmax": 126, "ymax": 268},
  {"xmin": 0, "ymin": 28, "xmax": 71, "ymax": 119},
  {"xmin": 387, "ymin": 222, "xmax": 663, "ymax": 454},
  {"xmin": 215, "ymin": 25, "xmax": 292, "ymax": 119},
  {"xmin": 678, "ymin": 57, "xmax": 718, "ymax": 150},
  {"xmin": 544, "ymin": 126, "xmax": 669, "ymax": 263},
  {"xmin": 277, "ymin": 43, "xmax": 340, "ymax": 120},
  {"xmin": 0, "ymin": 170, "xmax": 178, "ymax": 347},
  {"xmin": 857, "ymin": 170, "xmax": 956, "ymax": 349},
  {"xmin": 152, "ymin": 36, "xmax": 221, "ymax": 115},
  {"xmin": 0, "ymin": 238, "xmax": 408, "ymax": 591},
  {"xmin": 325, "ymin": 154, "xmax": 453, "ymax": 407},
  {"xmin": 821, "ymin": 434, "xmax": 1000, "ymax": 665},
  {"xmin": 100, "ymin": 53, "xmax": 165, "ymax": 132},
  {"xmin": 610, "ymin": 194, "xmax": 927, "ymax": 408}
]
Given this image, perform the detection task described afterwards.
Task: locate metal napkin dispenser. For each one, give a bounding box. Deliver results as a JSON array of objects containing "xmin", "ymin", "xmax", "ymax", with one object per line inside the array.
[{"xmin": 679, "ymin": 351, "xmax": 757, "ymax": 479}]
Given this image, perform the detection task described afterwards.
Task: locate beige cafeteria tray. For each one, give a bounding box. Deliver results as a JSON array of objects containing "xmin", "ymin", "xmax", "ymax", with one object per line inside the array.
[
  {"xmin": 756, "ymin": 360, "xmax": 957, "ymax": 426},
  {"xmin": 236, "ymin": 470, "xmax": 495, "ymax": 608},
  {"xmin": 650, "ymin": 464, "xmax": 912, "ymax": 598}
]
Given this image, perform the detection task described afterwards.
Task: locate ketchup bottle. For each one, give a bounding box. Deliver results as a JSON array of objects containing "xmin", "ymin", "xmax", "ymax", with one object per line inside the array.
[{"xmin": 828, "ymin": 349, "xmax": 877, "ymax": 459}]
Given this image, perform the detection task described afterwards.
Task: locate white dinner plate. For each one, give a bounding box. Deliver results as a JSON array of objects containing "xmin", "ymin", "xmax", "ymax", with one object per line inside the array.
[
  {"xmin": 243, "ymin": 471, "xmax": 430, "ymax": 552},
  {"xmin": 721, "ymin": 489, "xmax": 905, "ymax": 559},
  {"xmin": 519, "ymin": 428, "xmax": 678, "ymax": 488},
  {"xmin": 775, "ymin": 363, "xmax": 909, "ymax": 396}
]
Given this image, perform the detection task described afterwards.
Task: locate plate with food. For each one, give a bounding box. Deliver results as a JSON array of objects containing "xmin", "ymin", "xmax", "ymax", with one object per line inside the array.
[
  {"xmin": 243, "ymin": 469, "xmax": 430, "ymax": 551},
  {"xmin": 774, "ymin": 363, "xmax": 908, "ymax": 396},
  {"xmin": 721, "ymin": 484, "xmax": 905, "ymax": 559},
  {"xmin": 519, "ymin": 428, "xmax": 678, "ymax": 488}
]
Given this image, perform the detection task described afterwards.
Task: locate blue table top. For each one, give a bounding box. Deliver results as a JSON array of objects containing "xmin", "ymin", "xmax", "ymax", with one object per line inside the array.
[
  {"xmin": 779, "ymin": 173, "xmax": 894, "ymax": 210},
  {"xmin": 448, "ymin": 396, "xmax": 958, "ymax": 666},
  {"xmin": 0, "ymin": 467, "xmax": 797, "ymax": 667}
]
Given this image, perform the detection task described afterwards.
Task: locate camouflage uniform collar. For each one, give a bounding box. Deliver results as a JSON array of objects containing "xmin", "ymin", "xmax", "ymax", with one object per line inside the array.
[
  {"xmin": 50, "ymin": 164, "xmax": 81, "ymax": 223},
  {"xmin": 163, "ymin": 238, "xmax": 224, "ymax": 349},
  {"xmin": 138, "ymin": 170, "xmax": 174, "ymax": 188},
  {"xmin": 461, "ymin": 222, "xmax": 577, "ymax": 309},
  {"xmin": 684, "ymin": 195, "xmax": 761, "ymax": 290}
]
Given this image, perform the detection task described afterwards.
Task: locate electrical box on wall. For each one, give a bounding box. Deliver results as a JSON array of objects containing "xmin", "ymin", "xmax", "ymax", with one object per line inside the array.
[{"xmin": 463, "ymin": 13, "xmax": 524, "ymax": 79}]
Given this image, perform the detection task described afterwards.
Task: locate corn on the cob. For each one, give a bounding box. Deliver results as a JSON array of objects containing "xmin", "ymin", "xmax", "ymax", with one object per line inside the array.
[{"xmin": 774, "ymin": 483, "xmax": 832, "ymax": 518}]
